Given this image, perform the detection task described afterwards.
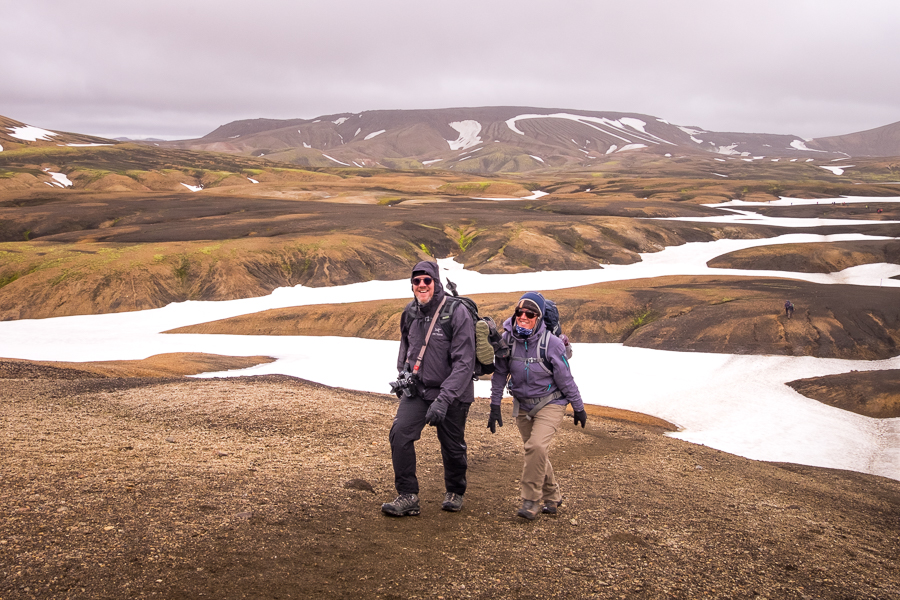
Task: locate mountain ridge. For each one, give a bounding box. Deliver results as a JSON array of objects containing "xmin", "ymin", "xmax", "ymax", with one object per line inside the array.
[
  {"xmin": 154, "ymin": 106, "xmax": 900, "ymax": 172},
  {"xmin": 3, "ymin": 108, "xmax": 900, "ymax": 174}
]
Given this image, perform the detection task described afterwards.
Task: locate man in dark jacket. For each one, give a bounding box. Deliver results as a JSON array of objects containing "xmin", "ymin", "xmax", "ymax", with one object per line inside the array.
[{"xmin": 382, "ymin": 260, "xmax": 476, "ymax": 517}]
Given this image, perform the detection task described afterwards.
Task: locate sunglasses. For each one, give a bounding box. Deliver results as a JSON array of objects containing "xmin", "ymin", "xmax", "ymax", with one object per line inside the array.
[
  {"xmin": 411, "ymin": 277, "xmax": 433, "ymax": 286},
  {"xmin": 515, "ymin": 309, "xmax": 538, "ymax": 320}
]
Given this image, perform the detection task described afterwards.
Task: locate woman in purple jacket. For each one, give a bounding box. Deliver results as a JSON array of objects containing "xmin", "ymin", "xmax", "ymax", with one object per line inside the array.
[{"xmin": 488, "ymin": 292, "xmax": 588, "ymax": 520}]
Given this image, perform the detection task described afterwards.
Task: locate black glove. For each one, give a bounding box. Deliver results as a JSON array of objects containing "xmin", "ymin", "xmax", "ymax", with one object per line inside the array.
[
  {"xmin": 573, "ymin": 409, "xmax": 587, "ymax": 428},
  {"xmin": 425, "ymin": 399, "xmax": 449, "ymax": 426},
  {"xmin": 488, "ymin": 404, "xmax": 503, "ymax": 433}
]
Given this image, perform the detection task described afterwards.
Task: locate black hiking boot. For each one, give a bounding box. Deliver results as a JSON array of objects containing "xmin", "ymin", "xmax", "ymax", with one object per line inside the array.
[
  {"xmin": 441, "ymin": 492, "xmax": 464, "ymax": 512},
  {"xmin": 381, "ymin": 493, "xmax": 420, "ymax": 517},
  {"xmin": 516, "ymin": 499, "xmax": 540, "ymax": 520}
]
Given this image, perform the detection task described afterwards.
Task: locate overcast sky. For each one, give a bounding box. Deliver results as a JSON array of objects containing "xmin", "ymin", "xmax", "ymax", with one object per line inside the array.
[{"xmin": 4, "ymin": 0, "xmax": 899, "ymax": 140}]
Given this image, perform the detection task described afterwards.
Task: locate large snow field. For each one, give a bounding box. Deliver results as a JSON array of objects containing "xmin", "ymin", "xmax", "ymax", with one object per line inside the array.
[{"xmin": 1, "ymin": 198, "xmax": 899, "ymax": 480}]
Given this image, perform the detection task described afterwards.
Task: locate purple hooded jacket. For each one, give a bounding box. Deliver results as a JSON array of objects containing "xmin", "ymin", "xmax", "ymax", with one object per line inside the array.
[
  {"xmin": 490, "ymin": 316, "xmax": 584, "ymax": 412},
  {"xmin": 397, "ymin": 261, "xmax": 475, "ymax": 405}
]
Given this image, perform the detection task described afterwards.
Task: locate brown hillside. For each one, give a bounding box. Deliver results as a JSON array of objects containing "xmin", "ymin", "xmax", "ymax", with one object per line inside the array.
[
  {"xmin": 787, "ymin": 369, "xmax": 900, "ymax": 418},
  {"xmin": 809, "ymin": 119, "xmax": 900, "ymax": 157},
  {"xmin": 167, "ymin": 275, "xmax": 900, "ymax": 360},
  {"xmin": 708, "ymin": 239, "xmax": 900, "ymax": 273}
]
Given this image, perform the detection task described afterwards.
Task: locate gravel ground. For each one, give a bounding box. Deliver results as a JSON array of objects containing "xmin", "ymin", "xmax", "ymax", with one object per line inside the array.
[{"xmin": 2, "ymin": 369, "xmax": 899, "ymax": 600}]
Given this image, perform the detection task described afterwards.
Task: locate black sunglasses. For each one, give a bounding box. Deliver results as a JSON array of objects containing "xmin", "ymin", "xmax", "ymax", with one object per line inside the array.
[
  {"xmin": 411, "ymin": 276, "xmax": 433, "ymax": 286},
  {"xmin": 515, "ymin": 309, "xmax": 538, "ymax": 320}
]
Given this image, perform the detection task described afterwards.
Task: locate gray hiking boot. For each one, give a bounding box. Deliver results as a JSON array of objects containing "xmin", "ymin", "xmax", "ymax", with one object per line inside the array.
[
  {"xmin": 381, "ymin": 493, "xmax": 420, "ymax": 517},
  {"xmin": 517, "ymin": 499, "xmax": 540, "ymax": 520},
  {"xmin": 542, "ymin": 499, "xmax": 562, "ymax": 515},
  {"xmin": 441, "ymin": 492, "xmax": 464, "ymax": 512}
]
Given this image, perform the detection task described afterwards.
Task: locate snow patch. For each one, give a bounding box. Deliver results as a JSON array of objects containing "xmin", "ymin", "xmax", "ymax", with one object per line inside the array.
[
  {"xmin": 618, "ymin": 144, "xmax": 648, "ymax": 152},
  {"xmin": 364, "ymin": 130, "xmax": 385, "ymax": 141},
  {"xmin": 506, "ymin": 113, "xmax": 673, "ymax": 146},
  {"xmin": 715, "ymin": 143, "xmax": 741, "ymax": 156},
  {"xmin": 447, "ymin": 121, "xmax": 482, "ymax": 150},
  {"xmin": 180, "ymin": 183, "xmax": 203, "ymax": 192},
  {"xmin": 606, "ymin": 145, "xmax": 617, "ymax": 154},
  {"xmin": 66, "ymin": 143, "xmax": 113, "ymax": 147},
  {"xmin": 322, "ymin": 154, "xmax": 350, "ymax": 166},
  {"xmin": 678, "ymin": 125, "xmax": 706, "ymax": 136},
  {"xmin": 332, "ymin": 117, "xmax": 349, "ymax": 125},
  {"xmin": 820, "ymin": 165, "xmax": 854, "ymax": 175},
  {"xmin": 790, "ymin": 139, "xmax": 827, "ymax": 153},
  {"xmin": 529, "ymin": 155, "xmax": 545, "ymax": 163},
  {"xmin": 43, "ymin": 169, "xmax": 73, "ymax": 187},
  {"xmin": 7, "ymin": 125, "xmax": 58, "ymax": 141},
  {"xmin": 247, "ymin": 178, "xmax": 259, "ymax": 184},
  {"xmin": 303, "ymin": 142, "xmax": 311, "ymax": 148},
  {"xmin": 619, "ymin": 117, "xmax": 649, "ymax": 133},
  {"xmin": 355, "ymin": 128, "xmax": 361, "ymax": 137},
  {"xmin": 422, "ymin": 159, "xmax": 442, "ymax": 165}
]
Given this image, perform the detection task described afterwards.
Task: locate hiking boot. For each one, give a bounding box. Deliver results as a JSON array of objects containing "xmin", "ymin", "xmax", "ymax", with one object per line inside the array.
[
  {"xmin": 441, "ymin": 492, "xmax": 464, "ymax": 512},
  {"xmin": 381, "ymin": 493, "xmax": 420, "ymax": 517},
  {"xmin": 516, "ymin": 499, "xmax": 540, "ymax": 520},
  {"xmin": 475, "ymin": 319, "xmax": 495, "ymax": 365},
  {"xmin": 542, "ymin": 499, "xmax": 562, "ymax": 515}
]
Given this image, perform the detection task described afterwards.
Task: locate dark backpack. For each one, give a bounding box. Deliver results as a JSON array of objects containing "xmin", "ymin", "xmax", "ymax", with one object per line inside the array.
[
  {"xmin": 399, "ymin": 281, "xmax": 509, "ymax": 380},
  {"xmin": 438, "ymin": 280, "xmax": 509, "ymax": 378}
]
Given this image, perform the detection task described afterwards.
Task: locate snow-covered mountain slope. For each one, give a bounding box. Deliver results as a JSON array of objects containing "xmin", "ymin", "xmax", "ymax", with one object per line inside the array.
[{"xmin": 155, "ymin": 106, "xmax": 885, "ymax": 172}]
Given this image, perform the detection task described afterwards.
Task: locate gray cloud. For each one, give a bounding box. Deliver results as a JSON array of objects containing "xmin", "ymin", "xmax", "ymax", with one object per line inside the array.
[{"xmin": 4, "ymin": 0, "xmax": 899, "ymax": 140}]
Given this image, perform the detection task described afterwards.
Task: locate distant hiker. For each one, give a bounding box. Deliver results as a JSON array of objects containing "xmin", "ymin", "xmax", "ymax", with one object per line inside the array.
[
  {"xmin": 784, "ymin": 300, "xmax": 794, "ymax": 319},
  {"xmin": 382, "ymin": 261, "xmax": 475, "ymax": 517},
  {"xmin": 488, "ymin": 292, "xmax": 587, "ymax": 520}
]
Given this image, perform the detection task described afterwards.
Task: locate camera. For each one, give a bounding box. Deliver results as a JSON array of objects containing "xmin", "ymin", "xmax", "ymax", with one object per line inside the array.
[{"xmin": 390, "ymin": 369, "xmax": 419, "ymax": 399}]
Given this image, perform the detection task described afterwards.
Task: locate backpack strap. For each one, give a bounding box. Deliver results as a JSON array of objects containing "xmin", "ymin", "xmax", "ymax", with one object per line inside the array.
[
  {"xmin": 538, "ymin": 330, "xmax": 553, "ymax": 372},
  {"xmin": 410, "ymin": 297, "xmax": 447, "ymax": 377},
  {"xmin": 512, "ymin": 390, "xmax": 564, "ymax": 420}
]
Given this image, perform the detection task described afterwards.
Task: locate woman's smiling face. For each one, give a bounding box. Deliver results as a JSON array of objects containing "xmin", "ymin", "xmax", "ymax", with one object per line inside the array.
[{"xmin": 515, "ymin": 309, "xmax": 538, "ymax": 329}]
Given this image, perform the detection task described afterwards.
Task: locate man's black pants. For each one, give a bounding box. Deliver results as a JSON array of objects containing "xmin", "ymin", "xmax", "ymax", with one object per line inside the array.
[{"xmin": 389, "ymin": 395, "xmax": 470, "ymax": 496}]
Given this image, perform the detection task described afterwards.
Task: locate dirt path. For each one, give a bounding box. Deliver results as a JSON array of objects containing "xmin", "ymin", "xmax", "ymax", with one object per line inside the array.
[{"xmin": 2, "ymin": 370, "xmax": 899, "ymax": 599}]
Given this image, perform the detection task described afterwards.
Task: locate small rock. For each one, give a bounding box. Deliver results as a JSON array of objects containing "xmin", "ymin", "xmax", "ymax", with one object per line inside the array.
[
  {"xmin": 570, "ymin": 518, "xmax": 578, "ymax": 526},
  {"xmin": 216, "ymin": 451, "xmax": 230, "ymax": 457},
  {"xmin": 343, "ymin": 478, "xmax": 375, "ymax": 493},
  {"xmin": 165, "ymin": 437, "xmax": 176, "ymax": 444},
  {"xmin": 235, "ymin": 511, "xmax": 253, "ymax": 519}
]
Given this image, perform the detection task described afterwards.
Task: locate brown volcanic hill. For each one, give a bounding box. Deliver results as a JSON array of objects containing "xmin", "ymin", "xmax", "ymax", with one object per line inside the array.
[
  {"xmin": 0, "ymin": 115, "xmax": 117, "ymax": 150},
  {"xmin": 808, "ymin": 119, "xmax": 900, "ymax": 157},
  {"xmin": 154, "ymin": 107, "xmax": 854, "ymax": 172}
]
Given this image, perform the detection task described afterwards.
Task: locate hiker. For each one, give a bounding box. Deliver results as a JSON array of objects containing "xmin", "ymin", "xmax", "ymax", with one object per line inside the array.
[
  {"xmin": 488, "ymin": 292, "xmax": 587, "ymax": 520},
  {"xmin": 784, "ymin": 300, "xmax": 794, "ymax": 319},
  {"xmin": 382, "ymin": 260, "xmax": 476, "ymax": 517}
]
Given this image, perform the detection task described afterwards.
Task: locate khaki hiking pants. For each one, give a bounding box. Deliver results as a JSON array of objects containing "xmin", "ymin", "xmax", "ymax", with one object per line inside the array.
[{"xmin": 516, "ymin": 403, "xmax": 566, "ymax": 503}]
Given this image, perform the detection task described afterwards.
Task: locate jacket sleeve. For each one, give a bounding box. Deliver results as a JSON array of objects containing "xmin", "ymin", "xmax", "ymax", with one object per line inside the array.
[
  {"xmin": 547, "ymin": 337, "xmax": 585, "ymax": 412},
  {"xmin": 490, "ymin": 350, "xmax": 510, "ymax": 406},
  {"xmin": 397, "ymin": 309, "xmax": 409, "ymax": 373},
  {"xmin": 434, "ymin": 302, "xmax": 476, "ymax": 405}
]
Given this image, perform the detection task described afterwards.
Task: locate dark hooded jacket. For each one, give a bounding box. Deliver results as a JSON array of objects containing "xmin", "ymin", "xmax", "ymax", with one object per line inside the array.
[{"xmin": 397, "ymin": 261, "xmax": 475, "ymax": 405}]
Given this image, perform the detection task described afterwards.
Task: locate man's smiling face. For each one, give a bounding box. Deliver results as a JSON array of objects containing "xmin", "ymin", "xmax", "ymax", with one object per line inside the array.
[{"xmin": 412, "ymin": 275, "xmax": 434, "ymax": 304}]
